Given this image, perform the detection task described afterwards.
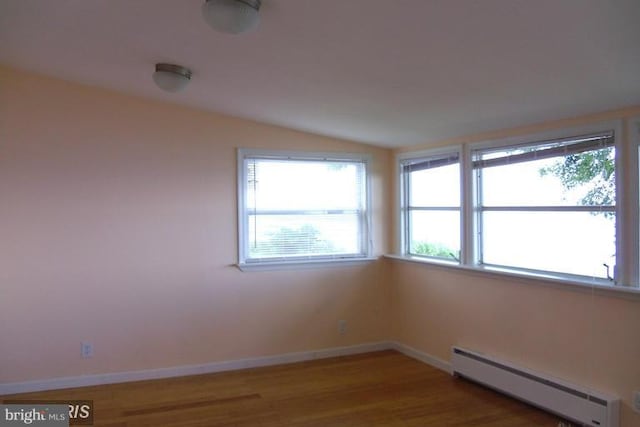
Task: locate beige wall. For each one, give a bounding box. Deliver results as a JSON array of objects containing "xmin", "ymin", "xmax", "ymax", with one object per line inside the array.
[
  {"xmin": 390, "ymin": 108, "xmax": 640, "ymax": 427},
  {"xmin": 0, "ymin": 66, "xmax": 392, "ymax": 382}
]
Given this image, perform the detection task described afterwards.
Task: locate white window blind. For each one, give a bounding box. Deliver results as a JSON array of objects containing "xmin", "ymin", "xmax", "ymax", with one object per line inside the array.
[{"xmin": 473, "ymin": 132, "xmax": 614, "ymax": 169}]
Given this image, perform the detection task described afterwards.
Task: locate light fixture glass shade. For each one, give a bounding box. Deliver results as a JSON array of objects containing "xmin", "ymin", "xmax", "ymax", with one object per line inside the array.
[
  {"xmin": 202, "ymin": 0, "xmax": 261, "ymax": 34},
  {"xmin": 152, "ymin": 64, "xmax": 191, "ymax": 92}
]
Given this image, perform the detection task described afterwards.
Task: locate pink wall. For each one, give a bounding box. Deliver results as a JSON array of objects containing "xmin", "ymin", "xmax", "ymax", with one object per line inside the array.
[
  {"xmin": 390, "ymin": 108, "xmax": 640, "ymax": 427},
  {"xmin": 2, "ymin": 64, "xmax": 639, "ymax": 426},
  {"xmin": 390, "ymin": 262, "xmax": 640, "ymax": 426},
  {"xmin": 0, "ymin": 66, "xmax": 392, "ymax": 382}
]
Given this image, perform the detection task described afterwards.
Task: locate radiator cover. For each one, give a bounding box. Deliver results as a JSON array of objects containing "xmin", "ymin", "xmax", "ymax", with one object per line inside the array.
[{"xmin": 451, "ymin": 347, "xmax": 619, "ymax": 427}]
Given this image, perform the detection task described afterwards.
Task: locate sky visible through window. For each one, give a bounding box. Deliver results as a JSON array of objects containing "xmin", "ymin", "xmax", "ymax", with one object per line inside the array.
[
  {"xmin": 409, "ymin": 156, "xmax": 615, "ymax": 279},
  {"xmin": 247, "ymin": 152, "xmax": 615, "ymax": 278},
  {"xmin": 247, "ymin": 159, "xmax": 364, "ymax": 258}
]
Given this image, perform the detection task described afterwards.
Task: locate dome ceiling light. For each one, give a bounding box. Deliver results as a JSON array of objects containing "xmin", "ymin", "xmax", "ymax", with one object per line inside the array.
[
  {"xmin": 202, "ymin": 0, "xmax": 261, "ymax": 34},
  {"xmin": 152, "ymin": 63, "xmax": 192, "ymax": 93}
]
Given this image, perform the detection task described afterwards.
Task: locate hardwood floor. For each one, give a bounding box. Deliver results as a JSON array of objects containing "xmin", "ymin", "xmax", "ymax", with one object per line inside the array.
[{"xmin": 1, "ymin": 350, "xmax": 569, "ymax": 426}]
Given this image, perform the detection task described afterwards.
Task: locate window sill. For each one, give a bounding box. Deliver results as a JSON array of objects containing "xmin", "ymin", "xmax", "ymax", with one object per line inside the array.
[
  {"xmin": 384, "ymin": 254, "xmax": 640, "ymax": 300},
  {"xmin": 237, "ymin": 257, "xmax": 379, "ymax": 272}
]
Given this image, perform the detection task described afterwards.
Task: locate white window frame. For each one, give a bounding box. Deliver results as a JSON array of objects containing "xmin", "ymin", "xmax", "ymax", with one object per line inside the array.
[
  {"xmin": 396, "ymin": 119, "xmax": 640, "ymax": 289},
  {"xmin": 397, "ymin": 146, "xmax": 463, "ymax": 263},
  {"xmin": 472, "ymin": 130, "xmax": 616, "ymax": 282},
  {"xmin": 237, "ymin": 149, "xmax": 374, "ymax": 271},
  {"xmin": 625, "ymin": 115, "xmax": 640, "ymax": 286}
]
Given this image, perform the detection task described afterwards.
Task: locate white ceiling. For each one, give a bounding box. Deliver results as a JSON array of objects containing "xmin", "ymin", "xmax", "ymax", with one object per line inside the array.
[{"xmin": 1, "ymin": 0, "xmax": 639, "ymax": 148}]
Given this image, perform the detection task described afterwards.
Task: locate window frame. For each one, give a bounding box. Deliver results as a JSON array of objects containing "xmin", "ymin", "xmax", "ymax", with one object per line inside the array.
[
  {"xmin": 398, "ymin": 146, "xmax": 463, "ymax": 263},
  {"xmin": 237, "ymin": 148, "xmax": 374, "ymax": 270},
  {"xmin": 397, "ymin": 119, "xmax": 640, "ymax": 289},
  {"xmin": 472, "ymin": 131, "xmax": 616, "ymax": 281}
]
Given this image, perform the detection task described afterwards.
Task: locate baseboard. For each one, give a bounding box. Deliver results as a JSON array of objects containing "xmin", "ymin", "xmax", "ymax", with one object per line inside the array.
[
  {"xmin": 390, "ymin": 341, "xmax": 452, "ymax": 374},
  {"xmin": 0, "ymin": 341, "xmax": 453, "ymax": 395},
  {"xmin": 0, "ymin": 341, "xmax": 391, "ymax": 396}
]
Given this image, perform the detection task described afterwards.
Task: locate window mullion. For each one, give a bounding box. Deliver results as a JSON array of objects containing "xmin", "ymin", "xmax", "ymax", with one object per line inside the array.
[
  {"xmin": 473, "ymin": 155, "xmax": 484, "ymax": 266},
  {"xmin": 402, "ymin": 166, "xmax": 411, "ymax": 254},
  {"xmin": 480, "ymin": 205, "xmax": 616, "ymax": 212},
  {"xmin": 408, "ymin": 206, "xmax": 461, "ymax": 211},
  {"xmin": 460, "ymin": 145, "xmax": 472, "ymax": 266},
  {"xmin": 618, "ymin": 117, "xmax": 640, "ymax": 286},
  {"xmin": 252, "ymin": 209, "xmax": 359, "ymax": 215}
]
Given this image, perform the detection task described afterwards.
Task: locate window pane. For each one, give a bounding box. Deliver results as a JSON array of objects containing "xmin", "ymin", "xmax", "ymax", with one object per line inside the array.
[
  {"xmin": 408, "ymin": 210, "xmax": 460, "ymax": 260},
  {"xmin": 248, "ymin": 214, "xmax": 362, "ymax": 259},
  {"xmin": 482, "ymin": 211, "xmax": 615, "ymax": 278},
  {"xmin": 248, "ymin": 160, "xmax": 364, "ymax": 211},
  {"xmin": 409, "ymin": 163, "xmax": 460, "ymax": 207},
  {"xmin": 480, "ymin": 147, "xmax": 615, "ymax": 207},
  {"xmin": 242, "ymin": 154, "xmax": 369, "ymax": 263}
]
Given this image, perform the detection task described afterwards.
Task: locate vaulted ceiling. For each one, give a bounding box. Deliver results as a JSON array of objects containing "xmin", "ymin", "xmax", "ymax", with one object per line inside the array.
[{"xmin": 1, "ymin": 0, "xmax": 639, "ymax": 147}]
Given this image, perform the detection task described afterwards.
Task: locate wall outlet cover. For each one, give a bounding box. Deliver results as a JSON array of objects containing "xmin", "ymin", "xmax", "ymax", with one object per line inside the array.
[
  {"xmin": 338, "ymin": 320, "xmax": 347, "ymax": 335},
  {"xmin": 81, "ymin": 341, "xmax": 94, "ymax": 358}
]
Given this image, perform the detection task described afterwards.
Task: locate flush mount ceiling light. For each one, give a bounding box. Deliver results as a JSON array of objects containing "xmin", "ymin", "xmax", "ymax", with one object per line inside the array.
[
  {"xmin": 202, "ymin": 0, "xmax": 261, "ymax": 34},
  {"xmin": 152, "ymin": 63, "xmax": 192, "ymax": 92}
]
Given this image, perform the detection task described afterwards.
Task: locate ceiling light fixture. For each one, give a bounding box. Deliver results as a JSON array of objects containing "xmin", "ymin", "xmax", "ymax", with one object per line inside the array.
[
  {"xmin": 152, "ymin": 63, "xmax": 192, "ymax": 92},
  {"xmin": 202, "ymin": 0, "xmax": 261, "ymax": 34}
]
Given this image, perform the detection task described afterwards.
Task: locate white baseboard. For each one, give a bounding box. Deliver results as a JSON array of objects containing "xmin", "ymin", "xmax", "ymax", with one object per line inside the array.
[
  {"xmin": 0, "ymin": 341, "xmax": 391, "ymax": 396},
  {"xmin": 0, "ymin": 341, "xmax": 452, "ymax": 395},
  {"xmin": 390, "ymin": 341, "xmax": 452, "ymax": 374}
]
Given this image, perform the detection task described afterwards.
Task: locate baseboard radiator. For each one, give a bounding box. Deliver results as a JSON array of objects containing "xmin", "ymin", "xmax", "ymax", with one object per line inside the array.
[{"xmin": 451, "ymin": 347, "xmax": 619, "ymax": 427}]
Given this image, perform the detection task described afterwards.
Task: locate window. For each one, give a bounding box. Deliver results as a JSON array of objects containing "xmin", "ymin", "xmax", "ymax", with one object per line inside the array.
[
  {"xmin": 399, "ymin": 150, "xmax": 461, "ymax": 261},
  {"xmin": 397, "ymin": 120, "xmax": 640, "ymax": 288},
  {"xmin": 474, "ymin": 132, "xmax": 615, "ymax": 279},
  {"xmin": 238, "ymin": 149, "xmax": 371, "ymax": 267}
]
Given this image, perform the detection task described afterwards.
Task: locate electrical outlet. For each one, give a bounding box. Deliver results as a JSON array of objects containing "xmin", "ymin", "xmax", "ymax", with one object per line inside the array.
[
  {"xmin": 633, "ymin": 390, "xmax": 640, "ymax": 413},
  {"xmin": 81, "ymin": 341, "xmax": 94, "ymax": 358},
  {"xmin": 338, "ymin": 320, "xmax": 347, "ymax": 335}
]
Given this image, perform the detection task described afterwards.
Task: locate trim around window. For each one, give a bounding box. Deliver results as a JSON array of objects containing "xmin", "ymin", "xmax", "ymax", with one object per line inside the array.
[
  {"xmin": 384, "ymin": 254, "xmax": 640, "ymax": 300},
  {"xmin": 237, "ymin": 149, "xmax": 373, "ymax": 270},
  {"xmin": 236, "ymin": 256, "xmax": 379, "ymax": 272},
  {"xmin": 395, "ymin": 119, "xmax": 640, "ymax": 289}
]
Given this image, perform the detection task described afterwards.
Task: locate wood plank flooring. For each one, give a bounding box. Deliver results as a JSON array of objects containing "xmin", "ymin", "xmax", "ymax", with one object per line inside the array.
[{"xmin": 1, "ymin": 350, "xmax": 570, "ymax": 426}]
